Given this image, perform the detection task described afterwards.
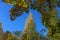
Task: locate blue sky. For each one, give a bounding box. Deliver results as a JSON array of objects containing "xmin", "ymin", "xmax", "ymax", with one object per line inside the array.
[{"xmin": 0, "ymin": 0, "xmax": 60, "ymax": 36}]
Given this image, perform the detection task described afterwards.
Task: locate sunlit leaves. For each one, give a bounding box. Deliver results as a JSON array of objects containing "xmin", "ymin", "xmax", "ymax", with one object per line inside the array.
[
  {"xmin": 22, "ymin": 0, "xmax": 28, "ymax": 8},
  {"xmin": 2, "ymin": 0, "xmax": 15, "ymax": 5}
]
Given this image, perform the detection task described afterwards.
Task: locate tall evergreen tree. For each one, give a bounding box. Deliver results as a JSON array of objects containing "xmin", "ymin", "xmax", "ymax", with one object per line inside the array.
[{"xmin": 20, "ymin": 12, "xmax": 41, "ymax": 40}]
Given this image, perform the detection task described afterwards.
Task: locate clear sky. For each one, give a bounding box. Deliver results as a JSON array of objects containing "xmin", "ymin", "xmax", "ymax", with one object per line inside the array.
[{"xmin": 0, "ymin": 0, "xmax": 60, "ymax": 36}]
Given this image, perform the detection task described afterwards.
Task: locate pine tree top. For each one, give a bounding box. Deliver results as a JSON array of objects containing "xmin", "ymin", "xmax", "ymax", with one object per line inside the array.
[
  {"xmin": 27, "ymin": 12, "xmax": 33, "ymax": 21},
  {"xmin": 24, "ymin": 12, "xmax": 35, "ymax": 32},
  {"xmin": 25, "ymin": 12, "xmax": 33, "ymax": 25}
]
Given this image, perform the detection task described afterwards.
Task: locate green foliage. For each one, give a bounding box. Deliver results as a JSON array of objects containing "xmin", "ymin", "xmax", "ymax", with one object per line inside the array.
[
  {"xmin": 56, "ymin": 18, "xmax": 60, "ymax": 33},
  {"xmin": 2, "ymin": 0, "xmax": 60, "ymax": 40},
  {"xmin": 48, "ymin": 33, "xmax": 60, "ymax": 40},
  {"xmin": 2, "ymin": 0, "xmax": 60, "ymax": 20}
]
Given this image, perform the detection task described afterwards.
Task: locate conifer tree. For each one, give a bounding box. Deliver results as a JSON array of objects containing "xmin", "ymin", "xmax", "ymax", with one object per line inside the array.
[{"xmin": 20, "ymin": 12, "xmax": 41, "ymax": 40}]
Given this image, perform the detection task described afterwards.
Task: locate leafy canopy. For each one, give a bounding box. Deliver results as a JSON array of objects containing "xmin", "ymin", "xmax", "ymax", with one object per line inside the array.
[{"xmin": 2, "ymin": 0, "xmax": 60, "ymax": 39}]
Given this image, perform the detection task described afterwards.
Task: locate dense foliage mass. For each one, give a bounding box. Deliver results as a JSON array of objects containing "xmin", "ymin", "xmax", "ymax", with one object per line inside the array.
[{"xmin": 2, "ymin": 0, "xmax": 60, "ymax": 40}]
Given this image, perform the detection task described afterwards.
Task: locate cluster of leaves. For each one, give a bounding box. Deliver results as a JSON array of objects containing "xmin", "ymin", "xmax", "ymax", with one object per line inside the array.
[
  {"xmin": 2, "ymin": 0, "xmax": 60, "ymax": 20},
  {"xmin": 42, "ymin": 8, "xmax": 58, "ymax": 36},
  {"xmin": 46, "ymin": 16, "xmax": 60, "ymax": 40},
  {"xmin": 3, "ymin": 0, "xmax": 29, "ymax": 20}
]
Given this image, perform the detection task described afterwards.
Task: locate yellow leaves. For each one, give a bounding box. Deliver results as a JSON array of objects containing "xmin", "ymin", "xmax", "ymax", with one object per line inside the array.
[
  {"xmin": 27, "ymin": 34, "xmax": 30, "ymax": 40},
  {"xmin": 15, "ymin": 0, "xmax": 28, "ymax": 8},
  {"xmin": 22, "ymin": 0, "xmax": 25, "ymax": 1},
  {"xmin": 3, "ymin": 0, "xmax": 28, "ymax": 7},
  {"xmin": 22, "ymin": 0, "xmax": 28, "ymax": 8},
  {"xmin": 23, "ymin": 4, "xmax": 28, "ymax": 8},
  {"xmin": 7, "ymin": 0, "xmax": 12, "ymax": 5},
  {"xmin": 18, "ymin": 3, "xmax": 21, "ymax": 6}
]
